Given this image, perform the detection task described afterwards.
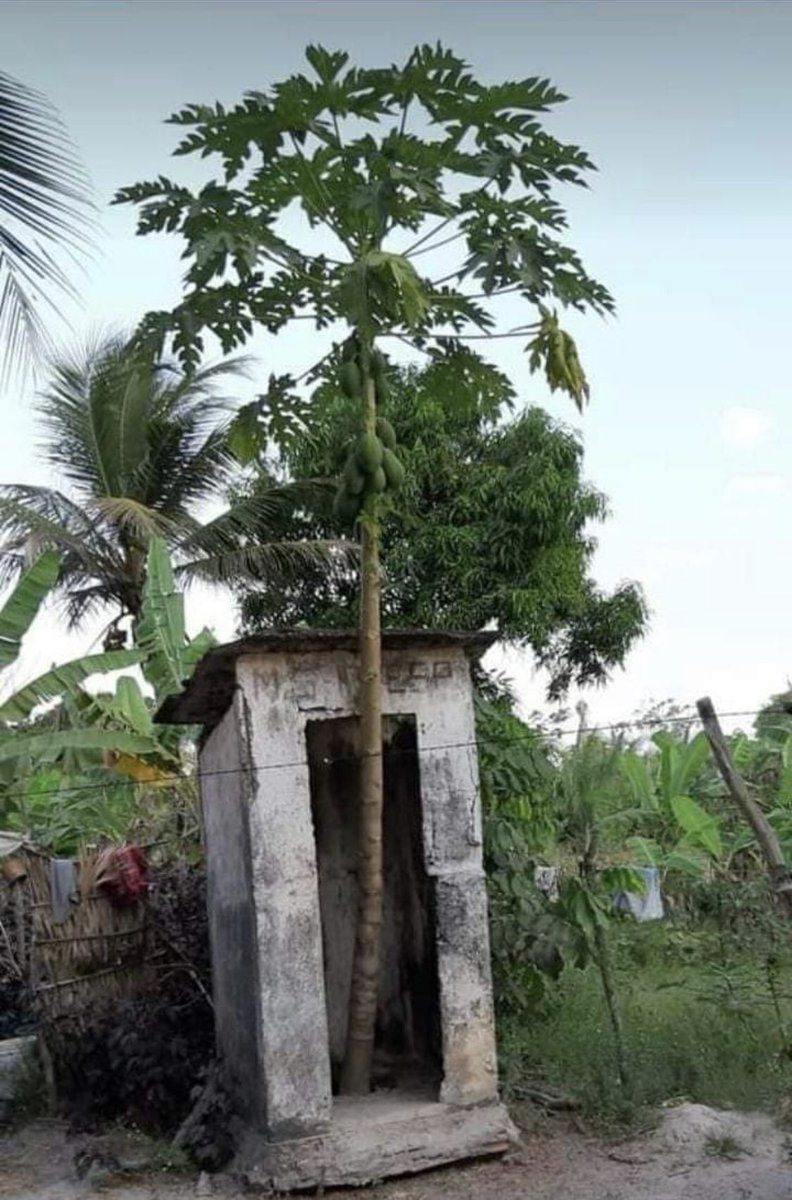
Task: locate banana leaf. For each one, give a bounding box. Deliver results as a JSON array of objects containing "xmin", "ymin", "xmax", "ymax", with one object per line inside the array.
[
  {"xmin": 0, "ymin": 648, "xmax": 143, "ymax": 722},
  {"xmin": 0, "ymin": 727, "xmax": 159, "ymax": 763},
  {"xmin": 0, "ymin": 550, "xmax": 59, "ymax": 669}
]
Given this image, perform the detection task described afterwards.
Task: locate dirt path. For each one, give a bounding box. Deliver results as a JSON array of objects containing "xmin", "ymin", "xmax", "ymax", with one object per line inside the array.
[{"xmin": 1, "ymin": 1104, "xmax": 790, "ymax": 1199}]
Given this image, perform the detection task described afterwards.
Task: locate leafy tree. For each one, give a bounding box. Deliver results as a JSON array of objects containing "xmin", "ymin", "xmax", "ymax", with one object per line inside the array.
[
  {"xmin": 242, "ymin": 356, "xmax": 646, "ymax": 696},
  {"xmin": 0, "ymin": 72, "xmax": 92, "ymax": 382},
  {"xmin": 118, "ymin": 43, "xmax": 617, "ymax": 1092},
  {"xmin": 755, "ymin": 689, "xmax": 792, "ymax": 747},
  {"xmin": 0, "ymin": 333, "xmax": 339, "ymax": 629}
]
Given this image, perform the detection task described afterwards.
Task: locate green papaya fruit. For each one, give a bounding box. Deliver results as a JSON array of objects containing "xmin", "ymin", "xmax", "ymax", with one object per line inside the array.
[
  {"xmin": 340, "ymin": 360, "xmax": 363, "ymax": 399},
  {"xmin": 376, "ymin": 418, "xmax": 397, "ymax": 451},
  {"xmin": 370, "ymin": 349, "xmax": 386, "ymax": 381},
  {"xmin": 343, "ymin": 455, "xmax": 366, "ymax": 496},
  {"xmin": 381, "ymin": 447, "xmax": 405, "ymax": 490},
  {"xmin": 369, "ymin": 466, "xmax": 387, "ymax": 494},
  {"xmin": 355, "ymin": 432, "xmax": 384, "ymax": 473},
  {"xmin": 333, "ymin": 485, "xmax": 361, "ymax": 526},
  {"xmin": 341, "ymin": 336, "xmax": 359, "ymax": 363}
]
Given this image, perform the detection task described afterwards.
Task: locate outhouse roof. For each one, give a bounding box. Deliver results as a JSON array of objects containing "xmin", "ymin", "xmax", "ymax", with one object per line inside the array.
[{"xmin": 155, "ymin": 628, "xmax": 497, "ymax": 732}]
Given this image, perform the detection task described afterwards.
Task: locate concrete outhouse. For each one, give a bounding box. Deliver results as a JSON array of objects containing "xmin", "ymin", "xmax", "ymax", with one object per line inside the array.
[{"xmin": 157, "ymin": 630, "xmax": 515, "ymax": 1189}]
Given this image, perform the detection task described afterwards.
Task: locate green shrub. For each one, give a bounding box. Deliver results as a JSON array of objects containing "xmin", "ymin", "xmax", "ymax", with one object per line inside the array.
[{"xmin": 497, "ymin": 928, "xmax": 792, "ymax": 1123}]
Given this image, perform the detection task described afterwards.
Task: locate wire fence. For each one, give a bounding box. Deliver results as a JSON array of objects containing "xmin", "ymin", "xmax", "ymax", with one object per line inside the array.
[{"xmin": 0, "ymin": 704, "xmax": 788, "ymax": 805}]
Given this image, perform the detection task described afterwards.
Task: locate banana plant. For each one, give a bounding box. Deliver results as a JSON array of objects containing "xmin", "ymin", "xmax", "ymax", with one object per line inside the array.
[
  {"xmin": 620, "ymin": 731, "xmax": 723, "ymax": 871},
  {"xmin": 91, "ymin": 535, "xmax": 215, "ymax": 777},
  {"xmin": 0, "ymin": 539, "xmax": 214, "ymax": 851},
  {"xmin": 0, "ymin": 549, "xmax": 147, "ymax": 763},
  {"xmin": 0, "ymin": 549, "xmax": 59, "ymax": 669}
]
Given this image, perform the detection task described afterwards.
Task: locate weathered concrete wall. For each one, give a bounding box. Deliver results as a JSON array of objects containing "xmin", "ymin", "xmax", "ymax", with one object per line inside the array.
[
  {"xmin": 199, "ymin": 642, "xmax": 500, "ymax": 1139},
  {"xmin": 200, "ymin": 702, "xmax": 263, "ymax": 1122},
  {"xmin": 400, "ymin": 653, "xmax": 499, "ymax": 1106},
  {"xmin": 236, "ymin": 657, "xmax": 332, "ymax": 1138}
]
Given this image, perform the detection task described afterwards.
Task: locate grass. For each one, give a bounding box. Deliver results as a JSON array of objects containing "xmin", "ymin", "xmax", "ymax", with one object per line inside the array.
[
  {"xmin": 497, "ymin": 921, "xmax": 792, "ymax": 1127},
  {"xmin": 704, "ymin": 1134, "xmax": 746, "ymax": 1160}
]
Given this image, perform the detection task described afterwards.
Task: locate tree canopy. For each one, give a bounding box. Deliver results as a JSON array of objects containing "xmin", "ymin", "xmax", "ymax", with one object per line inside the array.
[
  {"xmin": 0, "ymin": 332, "xmax": 342, "ymax": 629},
  {"xmin": 241, "ymin": 354, "xmax": 647, "ymax": 697}
]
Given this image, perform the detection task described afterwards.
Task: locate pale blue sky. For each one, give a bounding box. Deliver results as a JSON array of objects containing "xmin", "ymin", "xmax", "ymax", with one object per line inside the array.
[{"xmin": 2, "ymin": 0, "xmax": 791, "ymax": 732}]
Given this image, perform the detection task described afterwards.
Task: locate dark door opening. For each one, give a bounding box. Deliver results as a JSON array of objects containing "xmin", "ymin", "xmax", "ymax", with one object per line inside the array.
[{"xmin": 306, "ymin": 715, "xmax": 441, "ymax": 1096}]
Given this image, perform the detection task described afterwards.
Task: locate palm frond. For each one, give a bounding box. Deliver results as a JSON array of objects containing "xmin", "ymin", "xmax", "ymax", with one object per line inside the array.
[
  {"xmin": 58, "ymin": 583, "xmax": 122, "ymax": 630},
  {"xmin": 0, "ymin": 71, "xmax": 93, "ymax": 382},
  {"xmin": 90, "ymin": 497, "xmax": 182, "ymax": 542},
  {"xmin": 179, "ymin": 539, "xmax": 356, "ymax": 587},
  {"xmin": 179, "ymin": 479, "xmax": 336, "ymax": 556},
  {"xmin": 0, "ymin": 486, "xmax": 120, "ymax": 573}
]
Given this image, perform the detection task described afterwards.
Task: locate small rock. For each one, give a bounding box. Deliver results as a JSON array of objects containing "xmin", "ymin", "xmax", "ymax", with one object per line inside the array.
[{"xmin": 195, "ymin": 1170, "xmax": 213, "ymax": 1196}]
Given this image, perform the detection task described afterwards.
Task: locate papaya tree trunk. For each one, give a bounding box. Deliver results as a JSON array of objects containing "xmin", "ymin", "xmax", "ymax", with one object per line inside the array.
[{"xmin": 341, "ymin": 367, "xmax": 384, "ymax": 1095}]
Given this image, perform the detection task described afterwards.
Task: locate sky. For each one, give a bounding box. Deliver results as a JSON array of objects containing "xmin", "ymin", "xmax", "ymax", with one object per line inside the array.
[{"xmin": 2, "ymin": 0, "xmax": 792, "ymax": 736}]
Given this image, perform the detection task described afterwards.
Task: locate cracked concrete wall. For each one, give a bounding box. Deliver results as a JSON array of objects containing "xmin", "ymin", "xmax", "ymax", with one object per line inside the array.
[
  {"xmin": 200, "ymin": 700, "xmax": 264, "ymax": 1123},
  {"xmin": 199, "ymin": 643, "xmax": 499, "ymax": 1139},
  {"xmin": 236, "ymin": 657, "xmax": 333, "ymax": 1139}
]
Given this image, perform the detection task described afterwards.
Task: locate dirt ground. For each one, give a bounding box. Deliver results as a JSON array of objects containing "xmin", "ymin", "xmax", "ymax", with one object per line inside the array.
[{"xmin": 1, "ymin": 1103, "xmax": 790, "ymax": 1199}]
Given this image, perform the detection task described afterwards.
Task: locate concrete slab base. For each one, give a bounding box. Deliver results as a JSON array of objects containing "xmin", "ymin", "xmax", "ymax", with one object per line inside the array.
[{"xmin": 238, "ymin": 1092, "xmax": 518, "ymax": 1192}]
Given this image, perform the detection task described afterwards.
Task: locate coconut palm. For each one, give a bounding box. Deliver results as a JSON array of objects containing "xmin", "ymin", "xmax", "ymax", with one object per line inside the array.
[
  {"xmin": 0, "ymin": 71, "xmax": 92, "ymax": 382},
  {"xmin": 0, "ymin": 332, "xmax": 340, "ymax": 630}
]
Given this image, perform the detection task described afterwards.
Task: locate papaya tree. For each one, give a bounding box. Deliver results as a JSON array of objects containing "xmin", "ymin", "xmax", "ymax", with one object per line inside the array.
[
  {"xmin": 116, "ymin": 44, "xmax": 615, "ymax": 1093},
  {"xmin": 240, "ymin": 356, "xmax": 647, "ymax": 696}
]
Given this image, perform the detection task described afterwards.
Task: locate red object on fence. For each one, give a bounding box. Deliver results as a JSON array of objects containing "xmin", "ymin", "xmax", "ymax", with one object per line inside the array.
[{"xmin": 95, "ymin": 845, "xmax": 149, "ymax": 908}]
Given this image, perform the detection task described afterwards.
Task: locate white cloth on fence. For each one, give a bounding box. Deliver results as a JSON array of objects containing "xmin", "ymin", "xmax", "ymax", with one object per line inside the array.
[
  {"xmin": 614, "ymin": 866, "xmax": 664, "ymax": 922},
  {"xmin": 534, "ymin": 865, "xmax": 560, "ymax": 902},
  {"xmin": 0, "ymin": 831, "xmax": 24, "ymax": 859},
  {"xmin": 50, "ymin": 858, "xmax": 78, "ymax": 924}
]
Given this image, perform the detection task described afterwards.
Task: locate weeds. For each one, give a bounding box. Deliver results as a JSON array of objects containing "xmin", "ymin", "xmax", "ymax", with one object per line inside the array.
[
  {"xmin": 497, "ymin": 923, "xmax": 792, "ymax": 1127},
  {"xmin": 705, "ymin": 1134, "xmax": 746, "ymax": 1160}
]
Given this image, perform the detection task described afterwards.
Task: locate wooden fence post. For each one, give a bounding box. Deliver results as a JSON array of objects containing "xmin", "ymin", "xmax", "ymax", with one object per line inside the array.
[{"xmin": 697, "ymin": 695, "xmax": 792, "ymax": 917}]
